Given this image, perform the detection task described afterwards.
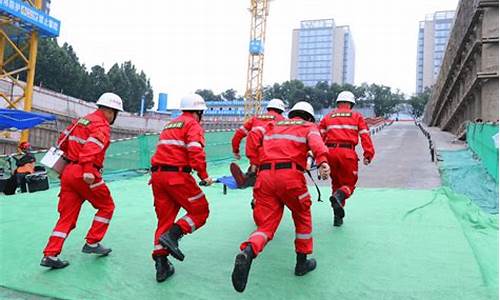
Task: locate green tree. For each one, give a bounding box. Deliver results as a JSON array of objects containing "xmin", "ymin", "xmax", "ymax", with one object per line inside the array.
[
  {"xmin": 221, "ymin": 89, "xmax": 238, "ymax": 101},
  {"xmin": 35, "ymin": 39, "xmax": 88, "ymax": 98},
  {"xmin": 106, "ymin": 62, "xmax": 154, "ymax": 113},
  {"xmin": 409, "ymin": 87, "xmax": 431, "ymax": 118},
  {"xmin": 365, "ymin": 84, "xmax": 400, "ymax": 117},
  {"xmin": 195, "ymin": 89, "xmax": 221, "ymax": 101},
  {"xmin": 33, "ymin": 39, "xmax": 154, "ymax": 112}
]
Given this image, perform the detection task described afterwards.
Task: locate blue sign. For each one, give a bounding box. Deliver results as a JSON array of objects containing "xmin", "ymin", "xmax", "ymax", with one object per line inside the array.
[
  {"xmin": 0, "ymin": 0, "xmax": 60, "ymax": 37},
  {"xmin": 249, "ymin": 39, "xmax": 264, "ymax": 55}
]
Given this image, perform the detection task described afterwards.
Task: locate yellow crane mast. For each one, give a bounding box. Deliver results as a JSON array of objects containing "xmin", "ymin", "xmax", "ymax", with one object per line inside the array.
[{"xmin": 244, "ymin": 0, "xmax": 270, "ymax": 119}]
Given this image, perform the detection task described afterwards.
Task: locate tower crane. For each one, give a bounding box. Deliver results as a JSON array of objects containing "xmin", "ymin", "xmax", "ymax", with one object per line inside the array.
[
  {"xmin": 244, "ymin": 0, "xmax": 270, "ymax": 119},
  {"xmin": 0, "ymin": 0, "xmax": 60, "ymax": 143}
]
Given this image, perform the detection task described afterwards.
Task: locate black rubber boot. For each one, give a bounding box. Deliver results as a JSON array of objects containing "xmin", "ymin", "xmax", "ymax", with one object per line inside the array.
[
  {"xmin": 159, "ymin": 224, "xmax": 185, "ymax": 261},
  {"xmin": 294, "ymin": 253, "xmax": 317, "ymax": 276},
  {"xmin": 153, "ymin": 255, "xmax": 175, "ymax": 282},
  {"xmin": 231, "ymin": 245, "xmax": 255, "ymax": 293},
  {"xmin": 242, "ymin": 170, "xmax": 257, "ymax": 188},
  {"xmin": 40, "ymin": 256, "xmax": 69, "ymax": 269},
  {"xmin": 82, "ymin": 243, "xmax": 112, "ymax": 256},
  {"xmin": 330, "ymin": 190, "xmax": 346, "ymax": 227}
]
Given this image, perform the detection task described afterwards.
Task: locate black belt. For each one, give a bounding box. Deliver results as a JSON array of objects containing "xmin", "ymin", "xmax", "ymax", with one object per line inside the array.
[
  {"xmin": 259, "ymin": 162, "xmax": 304, "ymax": 172},
  {"xmin": 326, "ymin": 143, "xmax": 355, "ymax": 149},
  {"xmin": 151, "ymin": 165, "xmax": 192, "ymax": 173}
]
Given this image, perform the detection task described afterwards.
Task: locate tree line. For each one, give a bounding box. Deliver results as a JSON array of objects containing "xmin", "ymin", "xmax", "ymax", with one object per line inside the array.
[
  {"xmin": 15, "ymin": 38, "xmax": 430, "ymax": 117},
  {"xmin": 197, "ymin": 81, "xmax": 431, "ymax": 118},
  {"xmin": 13, "ymin": 39, "xmax": 154, "ymax": 113}
]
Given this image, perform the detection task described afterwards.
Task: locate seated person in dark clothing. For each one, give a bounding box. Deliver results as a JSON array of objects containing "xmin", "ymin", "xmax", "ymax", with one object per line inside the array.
[{"xmin": 15, "ymin": 142, "xmax": 36, "ymax": 192}]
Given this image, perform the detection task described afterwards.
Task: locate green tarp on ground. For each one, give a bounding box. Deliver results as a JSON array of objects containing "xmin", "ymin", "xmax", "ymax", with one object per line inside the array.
[
  {"xmin": 1, "ymin": 166, "xmax": 498, "ymax": 299},
  {"xmin": 439, "ymin": 149, "xmax": 499, "ymax": 214},
  {"xmin": 466, "ymin": 123, "xmax": 499, "ymax": 183}
]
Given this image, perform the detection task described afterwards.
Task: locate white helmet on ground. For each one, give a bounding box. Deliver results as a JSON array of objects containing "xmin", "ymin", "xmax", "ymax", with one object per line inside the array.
[
  {"xmin": 96, "ymin": 92, "xmax": 124, "ymax": 111},
  {"xmin": 336, "ymin": 91, "xmax": 356, "ymax": 105},
  {"xmin": 180, "ymin": 94, "xmax": 208, "ymax": 111},
  {"xmin": 288, "ymin": 101, "xmax": 315, "ymax": 122},
  {"xmin": 266, "ymin": 98, "xmax": 286, "ymax": 112}
]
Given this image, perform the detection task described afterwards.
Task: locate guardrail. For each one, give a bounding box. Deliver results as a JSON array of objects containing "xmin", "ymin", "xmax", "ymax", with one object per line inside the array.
[{"xmin": 415, "ymin": 121, "xmax": 436, "ymax": 162}]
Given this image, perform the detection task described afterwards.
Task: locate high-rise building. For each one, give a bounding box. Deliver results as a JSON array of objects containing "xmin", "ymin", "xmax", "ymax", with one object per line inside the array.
[
  {"xmin": 416, "ymin": 10, "xmax": 455, "ymax": 94},
  {"xmin": 290, "ymin": 19, "xmax": 355, "ymax": 86}
]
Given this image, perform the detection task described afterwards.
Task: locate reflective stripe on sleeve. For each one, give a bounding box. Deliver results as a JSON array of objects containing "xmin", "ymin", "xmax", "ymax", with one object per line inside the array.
[
  {"xmin": 62, "ymin": 130, "xmax": 70, "ymax": 136},
  {"xmin": 264, "ymin": 134, "xmax": 306, "ymax": 144},
  {"xmin": 87, "ymin": 137, "xmax": 105, "ymax": 149},
  {"xmin": 182, "ymin": 216, "xmax": 196, "ymax": 232},
  {"xmin": 295, "ymin": 233, "xmax": 312, "ymax": 239},
  {"xmin": 158, "ymin": 139, "xmax": 187, "ymax": 147},
  {"xmin": 307, "ymin": 131, "xmax": 321, "ymax": 138},
  {"xmin": 250, "ymin": 231, "xmax": 268, "ymax": 242},
  {"xmin": 326, "ymin": 125, "xmax": 358, "ymax": 131},
  {"xmin": 51, "ymin": 231, "xmax": 67, "ymax": 239},
  {"xmin": 239, "ymin": 126, "xmax": 249, "ymax": 134},
  {"xmin": 252, "ymin": 126, "xmax": 266, "ymax": 134},
  {"xmin": 89, "ymin": 181, "xmax": 105, "ymax": 189},
  {"xmin": 187, "ymin": 141, "xmax": 203, "ymax": 148},
  {"xmin": 298, "ymin": 192, "xmax": 310, "ymax": 200},
  {"xmin": 68, "ymin": 135, "xmax": 86, "ymax": 144},
  {"xmin": 188, "ymin": 192, "xmax": 205, "ymax": 202},
  {"xmin": 359, "ymin": 129, "xmax": 370, "ymax": 135},
  {"xmin": 154, "ymin": 244, "xmax": 164, "ymax": 250},
  {"xmin": 94, "ymin": 216, "xmax": 110, "ymax": 224}
]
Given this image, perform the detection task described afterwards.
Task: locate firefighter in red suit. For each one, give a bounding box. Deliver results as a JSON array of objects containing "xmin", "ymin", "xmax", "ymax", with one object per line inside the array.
[
  {"xmin": 151, "ymin": 94, "xmax": 213, "ymax": 282},
  {"xmin": 319, "ymin": 91, "xmax": 375, "ymax": 227},
  {"xmin": 231, "ymin": 99, "xmax": 286, "ymax": 188},
  {"xmin": 232, "ymin": 98, "xmax": 286, "ymax": 160},
  {"xmin": 231, "ymin": 101, "xmax": 331, "ymax": 293},
  {"xmin": 41, "ymin": 92, "xmax": 124, "ymax": 269}
]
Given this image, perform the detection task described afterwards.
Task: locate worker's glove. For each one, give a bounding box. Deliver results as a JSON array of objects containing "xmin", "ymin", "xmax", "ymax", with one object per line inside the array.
[
  {"xmin": 83, "ymin": 172, "xmax": 95, "ymax": 185},
  {"xmin": 363, "ymin": 158, "xmax": 371, "ymax": 166},
  {"xmin": 318, "ymin": 162, "xmax": 330, "ymax": 180},
  {"xmin": 201, "ymin": 177, "xmax": 214, "ymax": 186},
  {"xmin": 233, "ymin": 152, "xmax": 241, "ymax": 160}
]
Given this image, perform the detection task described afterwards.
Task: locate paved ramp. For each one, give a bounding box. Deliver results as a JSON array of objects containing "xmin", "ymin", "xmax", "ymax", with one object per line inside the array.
[{"xmin": 357, "ymin": 122, "xmax": 441, "ymax": 189}]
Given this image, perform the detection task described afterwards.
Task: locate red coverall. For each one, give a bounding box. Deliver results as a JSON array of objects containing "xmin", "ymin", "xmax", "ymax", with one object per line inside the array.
[
  {"xmin": 319, "ymin": 107, "xmax": 375, "ymax": 206},
  {"xmin": 150, "ymin": 112, "xmax": 210, "ymax": 257},
  {"xmin": 241, "ymin": 117, "xmax": 328, "ymax": 256},
  {"xmin": 231, "ymin": 111, "xmax": 284, "ymax": 163},
  {"xmin": 43, "ymin": 110, "xmax": 114, "ymax": 257}
]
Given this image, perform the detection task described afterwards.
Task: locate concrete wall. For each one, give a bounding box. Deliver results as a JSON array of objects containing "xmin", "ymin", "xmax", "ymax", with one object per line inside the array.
[{"xmin": 423, "ymin": 0, "xmax": 499, "ymax": 136}]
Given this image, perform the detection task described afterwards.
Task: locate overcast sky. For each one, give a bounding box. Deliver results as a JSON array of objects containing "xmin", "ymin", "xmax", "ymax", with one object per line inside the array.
[{"xmin": 51, "ymin": 0, "xmax": 458, "ymax": 108}]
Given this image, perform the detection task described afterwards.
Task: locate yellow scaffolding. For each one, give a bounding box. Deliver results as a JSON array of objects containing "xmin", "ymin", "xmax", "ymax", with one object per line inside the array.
[
  {"xmin": 244, "ymin": 0, "xmax": 270, "ymax": 120},
  {"xmin": 0, "ymin": 0, "xmax": 42, "ymax": 144}
]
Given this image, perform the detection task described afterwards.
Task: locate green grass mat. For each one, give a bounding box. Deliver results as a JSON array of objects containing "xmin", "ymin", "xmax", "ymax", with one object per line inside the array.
[{"xmin": 0, "ymin": 175, "xmax": 498, "ymax": 299}]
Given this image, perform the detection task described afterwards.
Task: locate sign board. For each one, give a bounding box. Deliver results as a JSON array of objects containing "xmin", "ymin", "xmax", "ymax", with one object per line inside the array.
[{"xmin": 0, "ymin": 0, "xmax": 60, "ymax": 37}]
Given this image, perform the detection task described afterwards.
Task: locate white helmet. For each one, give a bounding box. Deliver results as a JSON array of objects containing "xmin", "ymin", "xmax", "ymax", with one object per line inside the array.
[
  {"xmin": 266, "ymin": 98, "xmax": 286, "ymax": 112},
  {"xmin": 336, "ymin": 91, "xmax": 356, "ymax": 105},
  {"xmin": 288, "ymin": 101, "xmax": 315, "ymax": 122},
  {"xmin": 180, "ymin": 94, "xmax": 207, "ymax": 111},
  {"xmin": 96, "ymin": 92, "xmax": 124, "ymax": 111}
]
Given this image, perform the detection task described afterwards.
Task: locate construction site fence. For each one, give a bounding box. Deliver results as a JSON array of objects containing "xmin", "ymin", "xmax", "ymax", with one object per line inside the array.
[{"xmin": 466, "ymin": 122, "xmax": 499, "ymax": 183}]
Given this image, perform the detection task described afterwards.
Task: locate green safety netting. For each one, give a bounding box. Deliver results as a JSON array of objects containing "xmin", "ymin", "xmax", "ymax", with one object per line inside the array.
[
  {"xmin": 0, "ymin": 174, "xmax": 498, "ymax": 299},
  {"xmin": 438, "ymin": 149, "xmax": 499, "ymax": 214},
  {"xmin": 466, "ymin": 123, "xmax": 499, "ymax": 183},
  {"xmin": 31, "ymin": 131, "xmax": 237, "ymax": 183}
]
